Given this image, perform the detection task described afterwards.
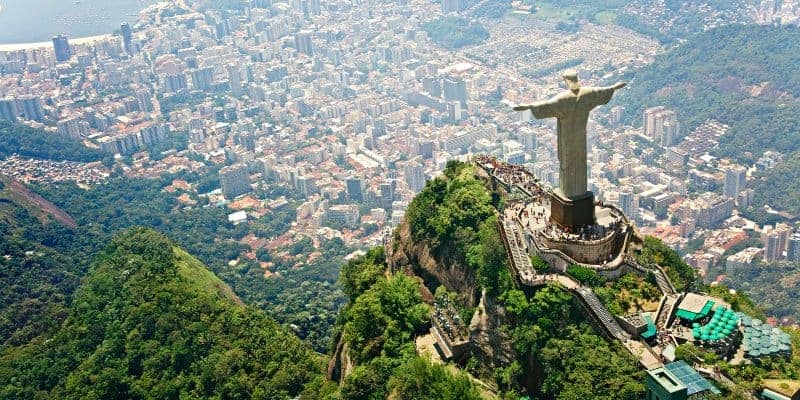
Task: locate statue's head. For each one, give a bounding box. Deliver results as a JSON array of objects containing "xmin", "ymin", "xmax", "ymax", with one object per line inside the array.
[{"xmin": 562, "ymin": 70, "xmax": 580, "ymax": 91}]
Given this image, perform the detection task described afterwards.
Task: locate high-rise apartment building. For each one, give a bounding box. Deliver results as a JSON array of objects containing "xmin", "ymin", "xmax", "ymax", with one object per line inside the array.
[
  {"xmin": 619, "ymin": 189, "xmax": 639, "ymax": 219},
  {"xmin": 164, "ymin": 73, "xmax": 188, "ymax": 92},
  {"xmin": 403, "ymin": 163, "xmax": 427, "ymax": 192},
  {"xmin": 442, "ymin": 77, "xmax": 468, "ymax": 105},
  {"xmin": 0, "ymin": 98, "xmax": 19, "ymax": 122},
  {"xmin": 442, "ymin": 0, "xmax": 465, "ymax": 13},
  {"xmin": 643, "ymin": 106, "xmax": 679, "ymax": 147},
  {"xmin": 191, "ymin": 67, "xmax": 215, "ymax": 91},
  {"xmin": 220, "ymin": 164, "xmax": 251, "ymax": 199},
  {"xmin": 787, "ymin": 233, "xmax": 800, "ymax": 262},
  {"xmin": 52, "ymin": 34, "xmax": 72, "ymax": 62},
  {"xmin": 346, "ymin": 177, "xmax": 364, "ymax": 202},
  {"xmin": 326, "ymin": 205, "xmax": 360, "ymax": 229},
  {"xmin": 136, "ymin": 89, "xmax": 154, "ymax": 113},
  {"xmin": 121, "ymin": 22, "xmax": 134, "ymax": 55},
  {"xmin": 723, "ymin": 165, "xmax": 747, "ymax": 199},
  {"xmin": 227, "ymin": 64, "xmax": 244, "ymax": 97},
  {"xmin": 763, "ymin": 224, "xmax": 793, "ymax": 262},
  {"xmin": 294, "ymin": 30, "xmax": 313, "ymax": 55},
  {"xmin": 20, "ymin": 96, "xmax": 44, "ymax": 121}
]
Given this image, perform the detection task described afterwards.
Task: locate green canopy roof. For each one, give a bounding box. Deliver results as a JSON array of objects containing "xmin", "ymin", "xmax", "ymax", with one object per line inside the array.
[
  {"xmin": 693, "ymin": 306, "xmax": 739, "ymax": 343},
  {"xmin": 642, "ymin": 314, "xmax": 658, "ymax": 339},
  {"xmin": 677, "ymin": 300, "xmax": 715, "ymax": 322}
]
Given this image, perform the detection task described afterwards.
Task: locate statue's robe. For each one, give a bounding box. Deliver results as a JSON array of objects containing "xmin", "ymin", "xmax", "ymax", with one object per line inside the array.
[{"xmin": 529, "ymin": 86, "xmax": 615, "ymax": 199}]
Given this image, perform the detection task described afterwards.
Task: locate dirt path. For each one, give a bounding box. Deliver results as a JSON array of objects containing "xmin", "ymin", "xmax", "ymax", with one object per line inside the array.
[{"xmin": 5, "ymin": 178, "xmax": 77, "ymax": 228}]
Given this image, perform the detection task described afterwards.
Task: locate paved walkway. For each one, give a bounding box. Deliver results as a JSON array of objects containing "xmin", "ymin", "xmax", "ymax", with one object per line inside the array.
[{"xmin": 626, "ymin": 340, "xmax": 663, "ymax": 369}]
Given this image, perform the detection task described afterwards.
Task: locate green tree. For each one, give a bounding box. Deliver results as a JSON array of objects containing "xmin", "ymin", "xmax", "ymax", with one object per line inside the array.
[
  {"xmin": 531, "ymin": 255, "xmax": 550, "ymax": 272},
  {"xmin": 343, "ymin": 273, "xmax": 430, "ymax": 363},
  {"xmin": 566, "ymin": 264, "xmax": 606, "ymax": 287},
  {"xmin": 674, "ymin": 343, "xmax": 704, "ymax": 363},
  {"xmin": 339, "ymin": 247, "xmax": 386, "ymax": 301},
  {"xmin": 389, "ymin": 357, "xmax": 482, "ymax": 400},
  {"xmin": 539, "ymin": 327, "xmax": 645, "ymax": 400}
]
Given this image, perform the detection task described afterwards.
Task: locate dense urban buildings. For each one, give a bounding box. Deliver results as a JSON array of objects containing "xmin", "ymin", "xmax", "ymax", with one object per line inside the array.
[{"xmin": 0, "ymin": 0, "xmax": 796, "ymax": 294}]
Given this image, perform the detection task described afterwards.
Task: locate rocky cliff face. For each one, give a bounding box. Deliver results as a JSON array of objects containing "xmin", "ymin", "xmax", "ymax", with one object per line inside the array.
[
  {"xmin": 390, "ymin": 221, "xmax": 480, "ymax": 307},
  {"xmin": 326, "ymin": 333, "xmax": 353, "ymax": 383},
  {"xmin": 468, "ymin": 290, "xmax": 516, "ymax": 373},
  {"xmin": 390, "ymin": 220, "xmax": 514, "ymax": 375}
]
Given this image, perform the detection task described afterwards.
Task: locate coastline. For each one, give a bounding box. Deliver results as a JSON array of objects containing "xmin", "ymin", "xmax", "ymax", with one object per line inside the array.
[{"xmin": 0, "ymin": 34, "xmax": 113, "ymax": 52}]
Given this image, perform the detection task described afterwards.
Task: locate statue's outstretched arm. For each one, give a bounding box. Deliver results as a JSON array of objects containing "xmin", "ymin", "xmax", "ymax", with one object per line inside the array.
[
  {"xmin": 513, "ymin": 99, "xmax": 560, "ymax": 119},
  {"xmin": 583, "ymin": 82, "xmax": 626, "ymax": 107}
]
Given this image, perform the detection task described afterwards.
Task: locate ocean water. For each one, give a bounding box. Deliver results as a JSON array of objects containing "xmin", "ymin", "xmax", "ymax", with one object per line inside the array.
[{"xmin": 0, "ymin": 0, "xmax": 157, "ymax": 44}]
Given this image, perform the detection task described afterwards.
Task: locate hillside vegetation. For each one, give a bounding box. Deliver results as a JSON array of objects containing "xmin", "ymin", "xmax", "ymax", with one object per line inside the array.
[
  {"xmin": 0, "ymin": 181, "xmax": 87, "ymax": 347},
  {"xmin": 622, "ymin": 25, "xmax": 800, "ymax": 162},
  {"xmin": 405, "ymin": 160, "xmax": 510, "ymax": 294},
  {"xmin": 0, "ymin": 121, "xmax": 103, "ymax": 162},
  {"xmin": 750, "ymin": 152, "xmax": 800, "ymax": 218},
  {"xmin": 422, "ymin": 16, "xmax": 490, "ymax": 49},
  {"xmin": 0, "ymin": 228, "xmax": 326, "ymax": 399},
  {"xmin": 336, "ymin": 248, "xmax": 484, "ymax": 399}
]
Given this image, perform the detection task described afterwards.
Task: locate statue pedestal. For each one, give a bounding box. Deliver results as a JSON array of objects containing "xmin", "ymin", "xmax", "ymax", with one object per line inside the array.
[{"xmin": 550, "ymin": 190, "xmax": 595, "ymax": 229}]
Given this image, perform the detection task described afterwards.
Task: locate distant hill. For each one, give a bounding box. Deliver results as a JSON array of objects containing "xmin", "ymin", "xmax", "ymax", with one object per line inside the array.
[
  {"xmin": 621, "ymin": 24, "xmax": 800, "ymax": 164},
  {"xmin": 0, "ymin": 174, "xmax": 76, "ymax": 228},
  {"xmin": 422, "ymin": 16, "xmax": 490, "ymax": 49},
  {"xmin": 0, "ymin": 176, "xmax": 85, "ymax": 347},
  {"xmin": 0, "ymin": 228, "xmax": 326, "ymax": 399}
]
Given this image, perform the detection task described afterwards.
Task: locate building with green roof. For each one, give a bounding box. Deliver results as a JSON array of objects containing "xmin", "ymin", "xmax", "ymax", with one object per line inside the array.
[
  {"xmin": 675, "ymin": 293, "xmax": 715, "ymax": 323},
  {"xmin": 642, "ymin": 314, "xmax": 658, "ymax": 340},
  {"xmin": 645, "ymin": 361, "xmax": 720, "ymax": 400}
]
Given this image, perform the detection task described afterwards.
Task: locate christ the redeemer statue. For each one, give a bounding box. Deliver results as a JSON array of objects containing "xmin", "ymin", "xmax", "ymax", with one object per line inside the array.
[{"xmin": 514, "ymin": 70, "xmax": 625, "ymax": 228}]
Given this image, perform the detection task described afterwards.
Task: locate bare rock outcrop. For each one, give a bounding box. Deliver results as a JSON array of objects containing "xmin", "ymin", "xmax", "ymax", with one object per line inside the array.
[{"xmin": 390, "ymin": 221, "xmax": 480, "ymax": 307}]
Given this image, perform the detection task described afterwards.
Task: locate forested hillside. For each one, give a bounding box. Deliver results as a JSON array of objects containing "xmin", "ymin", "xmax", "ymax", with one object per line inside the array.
[
  {"xmin": 0, "ymin": 121, "xmax": 103, "ymax": 162},
  {"xmin": 751, "ymin": 153, "xmax": 800, "ymax": 218},
  {"xmin": 33, "ymin": 174, "xmax": 346, "ymax": 353},
  {"xmin": 336, "ymin": 248, "xmax": 485, "ymax": 399},
  {"xmin": 621, "ymin": 25, "xmax": 800, "ymax": 162},
  {"xmin": 0, "ymin": 228, "xmax": 328, "ymax": 399},
  {"xmin": 621, "ymin": 24, "xmax": 800, "ymax": 216},
  {"xmin": 404, "ymin": 160, "xmax": 510, "ymax": 295},
  {"xmin": 0, "ymin": 176, "xmax": 89, "ymax": 347}
]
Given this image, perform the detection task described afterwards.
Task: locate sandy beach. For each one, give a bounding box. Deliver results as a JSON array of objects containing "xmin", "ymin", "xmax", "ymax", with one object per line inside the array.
[{"xmin": 0, "ymin": 34, "xmax": 113, "ymax": 52}]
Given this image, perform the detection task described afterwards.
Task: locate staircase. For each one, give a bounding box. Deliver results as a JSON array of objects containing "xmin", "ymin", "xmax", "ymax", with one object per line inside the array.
[
  {"xmin": 652, "ymin": 266, "xmax": 676, "ymax": 295},
  {"xmin": 574, "ymin": 287, "xmax": 629, "ymax": 341},
  {"xmin": 500, "ymin": 220, "xmax": 536, "ymax": 285},
  {"xmin": 655, "ymin": 294, "xmax": 681, "ymax": 329}
]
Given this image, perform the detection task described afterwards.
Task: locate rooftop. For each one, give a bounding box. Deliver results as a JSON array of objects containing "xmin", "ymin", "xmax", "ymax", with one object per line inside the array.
[
  {"xmin": 762, "ymin": 379, "xmax": 800, "ymax": 399},
  {"xmin": 664, "ymin": 361, "xmax": 721, "ymax": 396},
  {"xmin": 648, "ymin": 367, "xmax": 686, "ymax": 394},
  {"xmin": 679, "ymin": 293, "xmax": 713, "ymax": 314},
  {"xmin": 648, "ymin": 361, "xmax": 720, "ymax": 396}
]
